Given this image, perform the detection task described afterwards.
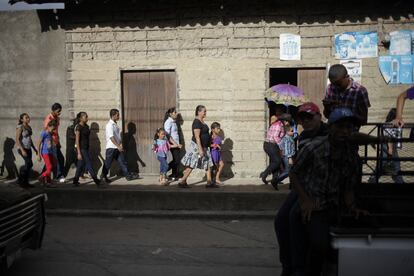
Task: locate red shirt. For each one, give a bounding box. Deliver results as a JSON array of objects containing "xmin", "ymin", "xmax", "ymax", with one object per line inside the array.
[{"xmin": 43, "ymin": 113, "xmax": 60, "ymax": 145}]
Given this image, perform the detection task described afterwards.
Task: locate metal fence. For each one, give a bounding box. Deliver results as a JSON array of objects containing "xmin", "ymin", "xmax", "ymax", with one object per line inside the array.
[{"xmin": 359, "ymin": 123, "xmax": 414, "ymax": 184}]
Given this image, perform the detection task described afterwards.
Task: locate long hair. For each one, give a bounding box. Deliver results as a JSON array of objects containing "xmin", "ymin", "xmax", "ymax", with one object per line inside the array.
[
  {"xmin": 385, "ymin": 108, "xmax": 397, "ymax": 123},
  {"xmin": 18, "ymin": 113, "xmax": 28, "ymax": 125},
  {"xmin": 154, "ymin": 127, "xmax": 165, "ymax": 141},
  {"xmin": 164, "ymin": 107, "xmax": 176, "ymax": 123}
]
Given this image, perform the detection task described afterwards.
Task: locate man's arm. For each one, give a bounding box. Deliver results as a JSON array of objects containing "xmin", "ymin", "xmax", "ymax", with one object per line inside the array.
[{"xmin": 393, "ymin": 91, "xmax": 408, "ymax": 127}]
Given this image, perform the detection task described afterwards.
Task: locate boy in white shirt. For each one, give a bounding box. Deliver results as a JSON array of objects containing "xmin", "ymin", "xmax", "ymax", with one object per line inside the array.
[{"xmin": 101, "ymin": 109, "xmax": 138, "ymax": 182}]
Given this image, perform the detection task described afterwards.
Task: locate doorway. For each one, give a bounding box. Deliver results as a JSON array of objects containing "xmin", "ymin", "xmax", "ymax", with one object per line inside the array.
[
  {"xmin": 268, "ymin": 67, "xmax": 327, "ymax": 119},
  {"xmin": 121, "ymin": 70, "xmax": 177, "ymax": 174}
]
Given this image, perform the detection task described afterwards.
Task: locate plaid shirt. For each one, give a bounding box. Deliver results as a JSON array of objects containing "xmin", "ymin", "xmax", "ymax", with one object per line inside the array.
[
  {"xmin": 290, "ymin": 136, "xmax": 359, "ymax": 209},
  {"xmin": 279, "ymin": 135, "xmax": 295, "ymax": 158},
  {"xmin": 325, "ymin": 79, "xmax": 370, "ymax": 125},
  {"xmin": 266, "ymin": 120, "xmax": 285, "ymax": 145}
]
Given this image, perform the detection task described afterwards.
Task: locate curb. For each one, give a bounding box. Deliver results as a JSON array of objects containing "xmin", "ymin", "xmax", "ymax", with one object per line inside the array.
[{"xmin": 46, "ymin": 209, "xmax": 278, "ymax": 219}]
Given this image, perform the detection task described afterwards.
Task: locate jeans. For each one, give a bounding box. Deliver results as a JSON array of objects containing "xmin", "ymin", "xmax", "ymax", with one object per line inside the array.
[
  {"xmin": 168, "ymin": 147, "xmax": 181, "ymax": 178},
  {"xmin": 74, "ymin": 149, "xmax": 97, "ymax": 181},
  {"xmin": 158, "ymin": 155, "xmax": 168, "ymax": 175},
  {"xmin": 55, "ymin": 145, "xmax": 65, "ymax": 179},
  {"xmin": 263, "ymin": 141, "xmax": 282, "ymax": 183},
  {"xmin": 18, "ymin": 148, "xmax": 33, "ymax": 184},
  {"xmin": 274, "ymin": 191, "xmax": 298, "ymax": 272},
  {"xmin": 102, "ymin": 148, "xmax": 129, "ymax": 177},
  {"xmin": 278, "ymin": 156, "xmax": 290, "ymax": 183}
]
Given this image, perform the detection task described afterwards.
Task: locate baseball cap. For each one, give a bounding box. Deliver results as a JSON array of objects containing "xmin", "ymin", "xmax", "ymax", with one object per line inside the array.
[
  {"xmin": 328, "ymin": 107, "xmax": 357, "ymax": 125},
  {"xmin": 298, "ymin": 102, "xmax": 320, "ymax": 115}
]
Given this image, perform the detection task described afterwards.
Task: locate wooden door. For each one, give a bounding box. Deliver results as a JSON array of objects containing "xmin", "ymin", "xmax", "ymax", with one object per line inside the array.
[
  {"xmin": 297, "ymin": 68, "xmax": 327, "ymax": 119},
  {"xmin": 122, "ymin": 71, "xmax": 177, "ymax": 174}
]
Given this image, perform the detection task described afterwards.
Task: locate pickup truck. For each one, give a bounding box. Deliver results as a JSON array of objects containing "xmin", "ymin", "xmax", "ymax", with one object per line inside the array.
[{"xmin": 0, "ymin": 185, "xmax": 46, "ymax": 273}]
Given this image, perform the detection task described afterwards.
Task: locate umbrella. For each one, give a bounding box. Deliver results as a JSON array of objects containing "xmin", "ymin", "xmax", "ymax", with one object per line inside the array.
[{"xmin": 265, "ymin": 84, "xmax": 308, "ymax": 107}]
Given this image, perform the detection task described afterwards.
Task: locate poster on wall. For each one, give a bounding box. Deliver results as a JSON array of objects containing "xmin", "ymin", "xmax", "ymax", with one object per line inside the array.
[
  {"xmin": 340, "ymin": 59, "xmax": 362, "ymax": 83},
  {"xmin": 390, "ymin": 30, "xmax": 412, "ymax": 55},
  {"xmin": 379, "ymin": 55, "xmax": 414, "ymax": 84},
  {"xmin": 280, "ymin": 34, "xmax": 301, "ymax": 60},
  {"xmin": 334, "ymin": 31, "xmax": 378, "ymax": 59}
]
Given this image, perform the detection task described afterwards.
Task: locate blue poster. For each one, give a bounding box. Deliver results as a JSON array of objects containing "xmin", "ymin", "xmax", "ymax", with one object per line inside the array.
[
  {"xmin": 390, "ymin": 30, "xmax": 412, "ymax": 55},
  {"xmin": 335, "ymin": 31, "xmax": 378, "ymax": 59},
  {"xmin": 379, "ymin": 55, "xmax": 414, "ymax": 85}
]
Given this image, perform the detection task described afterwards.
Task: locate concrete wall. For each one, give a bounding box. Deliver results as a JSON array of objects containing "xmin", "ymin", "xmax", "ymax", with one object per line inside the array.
[
  {"xmin": 0, "ymin": 11, "xmax": 67, "ymax": 177},
  {"xmin": 65, "ymin": 1, "xmax": 414, "ymax": 178}
]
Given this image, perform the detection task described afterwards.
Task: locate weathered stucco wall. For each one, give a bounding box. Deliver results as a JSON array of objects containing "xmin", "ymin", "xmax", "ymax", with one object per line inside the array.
[
  {"xmin": 66, "ymin": 1, "xmax": 414, "ymax": 177},
  {"xmin": 0, "ymin": 11, "xmax": 67, "ymax": 176},
  {"xmin": 0, "ymin": 1, "xmax": 413, "ymax": 179}
]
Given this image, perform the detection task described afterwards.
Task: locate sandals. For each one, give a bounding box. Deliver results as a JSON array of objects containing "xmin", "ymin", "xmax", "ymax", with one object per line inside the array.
[{"xmin": 205, "ymin": 181, "xmax": 219, "ymax": 188}]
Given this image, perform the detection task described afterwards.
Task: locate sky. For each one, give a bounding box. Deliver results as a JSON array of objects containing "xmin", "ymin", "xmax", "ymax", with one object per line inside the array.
[{"xmin": 0, "ymin": 0, "xmax": 64, "ymax": 10}]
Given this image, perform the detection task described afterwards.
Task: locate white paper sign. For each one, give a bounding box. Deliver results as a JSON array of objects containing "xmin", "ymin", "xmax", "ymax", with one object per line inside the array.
[
  {"xmin": 280, "ymin": 34, "xmax": 301, "ymax": 60},
  {"xmin": 340, "ymin": 59, "xmax": 362, "ymax": 84}
]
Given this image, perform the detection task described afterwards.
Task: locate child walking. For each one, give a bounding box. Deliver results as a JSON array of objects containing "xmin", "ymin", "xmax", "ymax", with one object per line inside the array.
[
  {"xmin": 73, "ymin": 112, "xmax": 102, "ymax": 187},
  {"xmin": 37, "ymin": 120, "xmax": 58, "ymax": 188},
  {"xmin": 210, "ymin": 122, "xmax": 225, "ymax": 185},
  {"xmin": 277, "ymin": 115, "xmax": 296, "ymax": 184},
  {"xmin": 15, "ymin": 113, "xmax": 38, "ymax": 188},
  {"xmin": 153, "ymin": 128, "xmax": 178, "ymax": 185}
]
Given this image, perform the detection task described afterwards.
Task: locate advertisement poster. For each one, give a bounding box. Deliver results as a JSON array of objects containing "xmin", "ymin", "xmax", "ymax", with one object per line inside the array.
[
  {"xmin": 280, "ymin": 33, "xmax": 301, "ymax": 60},
  {"xmin": 390, "ymin": 30, "xmax": 412, "ymax": 55},
  {"xmin": 379, "ymin": 55, "xmax": 414, "ymax": 84},
  {"xmin": 340, "ymin": 59, "xmax": 362, "ymax": 83},
  {"xmin": 334, "ymin": 31, "xmax": 378, "ymax": 59}
]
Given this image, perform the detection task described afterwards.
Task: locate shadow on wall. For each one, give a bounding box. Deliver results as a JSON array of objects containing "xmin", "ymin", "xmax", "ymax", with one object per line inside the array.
[
  {"xmin": 64, "ymin": 121, "xmax": 77, "ymax": 176},
  {"xmin": 1, "ymin": 137, "xmax": 18, "ymax": 179},
  {"xmin": 123, "ymin": 122, "xmax": 146, "ymax": 175},
  {"xmin": 176, "ymin": 113, "xmax": 186, "ymax": 159},
  {"xmin": 89, "ymin": 122, "xmax": 104, "ymax": 175},
  {"xmin": 221, "ymin": 134, "xmax": 234, "ymax": 180}
]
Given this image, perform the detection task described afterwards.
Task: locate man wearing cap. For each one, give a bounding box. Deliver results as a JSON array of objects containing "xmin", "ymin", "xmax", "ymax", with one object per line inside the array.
[
  {"xmin": 274, "ymin": 102, "xmax": 328, "ymax": 276},
  {"xmin": 323, "ymin": 64, "xmax": 370, "ymax": 128},
  {"xmin": 289, "ymin": 107, "xmax": 368, "ymax": 276}
]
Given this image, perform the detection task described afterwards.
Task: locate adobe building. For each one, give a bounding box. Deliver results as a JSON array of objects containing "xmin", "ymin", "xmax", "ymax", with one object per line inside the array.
[{"xmin": 1, "ymin": 0, "xmax": 413, "ymax": 179}]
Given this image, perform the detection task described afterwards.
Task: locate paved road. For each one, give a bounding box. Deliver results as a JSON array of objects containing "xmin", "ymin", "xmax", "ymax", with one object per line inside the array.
[{"xmin": 7, "ymin": 217, "xmax": 281, "ymax": 276}]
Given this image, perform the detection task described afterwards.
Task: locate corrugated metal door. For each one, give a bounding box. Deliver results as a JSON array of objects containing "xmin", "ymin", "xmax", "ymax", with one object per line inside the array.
[{"xmin": 122, "ymin": 71, "xmax": 176, "ymax": 174}]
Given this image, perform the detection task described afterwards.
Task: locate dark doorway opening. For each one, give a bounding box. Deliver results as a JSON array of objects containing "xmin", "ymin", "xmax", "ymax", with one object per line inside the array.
[{"xmin": 268, "ymin": 67, "xmax": 327, "ymax": 121}]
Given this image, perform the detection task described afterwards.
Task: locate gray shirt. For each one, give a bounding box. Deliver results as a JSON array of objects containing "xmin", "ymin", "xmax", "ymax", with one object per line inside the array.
[{"xmin": 17, "ymin": 124, "xmax": 33, "ymax": 149}]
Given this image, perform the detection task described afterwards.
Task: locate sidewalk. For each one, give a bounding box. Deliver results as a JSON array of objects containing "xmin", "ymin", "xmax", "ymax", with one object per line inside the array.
[{"xmin": 1, "ymin": 176, "xmax": 290, "ymax": 219}]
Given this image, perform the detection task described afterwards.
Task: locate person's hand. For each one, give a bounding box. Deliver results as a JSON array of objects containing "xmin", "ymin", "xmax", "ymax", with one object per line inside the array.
[
  {"xmin": 351, "ymin": 207, "xmax": 370, "ymax": 219},
  {"xmin": 37, "ymin": 155, "xmax": 42, "ymax": 162},
  {"xmin": 141, "ymin": 162, "xmax": 146, "ymax": 168},
  {"xmin": 118, "ymin": 145, "xmax": 124, "ymax": 152},
  {"xmin": 300, "ymin": 197, "xmax": 319, "ymax": 223},
  {"xmin": 199, "ymin": 149, "xmax": 205, "ymax": 157},
  {"xmin": 21, "ymin": 149, "xmax": 27, "ymax": 157},
  {"xmin": 178, "ymin": 144, "xmax": 182, "ymax": 149},
  {"xmin": 392, "ymin": 118, "xmax": 404, "ymax": 127},
  {"xmin": 77, "ymin": 153, "xmax": 82, "ymax": 161}
]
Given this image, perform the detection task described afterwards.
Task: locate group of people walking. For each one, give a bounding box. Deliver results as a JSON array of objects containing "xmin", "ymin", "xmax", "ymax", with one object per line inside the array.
[
  {"xmin": 14, "ymin": 102, "xmax": 226, "ymax": 189},
  {"xmin": 154, "ymin": 105, "xmax": 225, "ymax": 188}
]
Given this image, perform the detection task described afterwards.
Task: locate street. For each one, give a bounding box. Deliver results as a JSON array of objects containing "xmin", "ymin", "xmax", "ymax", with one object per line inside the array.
[{"xmin": 7, "ymin": 216, "xmax": 281, "ymax": 276}]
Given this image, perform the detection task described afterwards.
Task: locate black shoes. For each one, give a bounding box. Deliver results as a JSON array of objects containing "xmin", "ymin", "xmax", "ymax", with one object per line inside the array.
[
  {"xmin": 260, "ymin": 171, "xmax": 268, "ymax": 185},
  {"xmin": 100, "ymin": 175, "xmax": 111, "ymax": 183}
]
